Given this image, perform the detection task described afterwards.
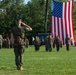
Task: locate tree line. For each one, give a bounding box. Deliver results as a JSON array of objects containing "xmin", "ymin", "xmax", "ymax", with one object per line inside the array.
[{"xmin": 0, "ymin": 0, "xmax": 76, "ymax": 39}]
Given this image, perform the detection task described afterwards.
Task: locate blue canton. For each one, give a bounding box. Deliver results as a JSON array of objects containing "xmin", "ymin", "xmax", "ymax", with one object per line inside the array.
[{"xmin": 52, "ymin": 0, "xmax": 63, "ymax": 18}]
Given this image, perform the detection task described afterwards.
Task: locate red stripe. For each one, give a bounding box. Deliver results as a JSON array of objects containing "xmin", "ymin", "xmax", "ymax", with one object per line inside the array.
[
  {"xmin": 67, "ymin": 2, "xmax": 70, "ymax": 37},
  {"xmin": 68, "ymin": 1, "xmax": 72, "ymax": 45},
  {"xmin": 68, "ymin": 2, "xmax": 71, "ymax": 38},
  {"xmin": 58, "ymin": 18, "xmax": 60, "ymax": 38},
  {"xmin": 72, "ymin": 0, "xmax": 75, "ymax": 45},
  {"xmin": 50, "ymin": 16, "xmax": 52, "ymax": 33},
  {"xmin": 61, "ymin": 18, "xmax": 64, "ymax": 45},
  {"xmin": 54, "ymin": 17, "xmax": 56, "ymax": 38},
  {"xmin": 72, "ymin": 0, "xmax": 74, "ymax": 37}
]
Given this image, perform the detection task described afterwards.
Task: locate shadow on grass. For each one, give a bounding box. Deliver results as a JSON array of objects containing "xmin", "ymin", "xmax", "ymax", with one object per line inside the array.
[{"xmin": 0, "ymin": 66, "xmax": 26, "ymax": 71}]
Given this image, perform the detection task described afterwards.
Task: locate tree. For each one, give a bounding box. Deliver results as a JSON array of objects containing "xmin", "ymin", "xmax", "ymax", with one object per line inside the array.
[
  {"xmin": 0, "ymin": 0, "xmax": 25, "ymax": 36},
  {"xmin": 0, "ymin": 0, "xmax": 76, "ymax": 40}
]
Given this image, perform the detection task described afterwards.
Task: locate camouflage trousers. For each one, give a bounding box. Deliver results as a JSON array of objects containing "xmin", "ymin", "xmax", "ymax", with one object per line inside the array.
[
  {"xmin": 66, "ymin": 44, "xmax": 69, "ymax": 51},
  {"xmin": 45, "ymin": 44, "xmax": 52, "ymax": 52},
  {"xmin": 14, "ymin": 43, "xmax": 25, "ymax": 67}
]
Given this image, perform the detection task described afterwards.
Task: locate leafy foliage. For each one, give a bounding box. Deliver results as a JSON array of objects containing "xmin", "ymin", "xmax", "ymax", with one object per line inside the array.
[{"xmin": 0, "ymin": 0, "xmax": 76, "ymax": 38}]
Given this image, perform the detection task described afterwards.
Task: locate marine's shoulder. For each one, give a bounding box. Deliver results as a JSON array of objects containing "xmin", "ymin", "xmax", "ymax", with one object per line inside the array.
[
  {"xmin": 11, "ymin": 26, "xmax": 17, "ymax": 32},
  {"xmin": 13, "ymin": 26, "xmax": 18, "ymax": 30}
]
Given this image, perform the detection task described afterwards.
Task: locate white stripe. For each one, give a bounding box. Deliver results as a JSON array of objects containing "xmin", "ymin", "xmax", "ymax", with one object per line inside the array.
[
  {"xmin": 63, "ymin": 3, "xmax": 66, "ymax": 44},
  {"xmin": 59, "ymin": 18, "xmax": 62, "ymax": 39},
  {"xmin": 55, "ymin": 17, "xmax": 58, "ymax": 36}
]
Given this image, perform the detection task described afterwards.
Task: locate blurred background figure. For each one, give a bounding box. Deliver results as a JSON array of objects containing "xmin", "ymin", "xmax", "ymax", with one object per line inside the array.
[
  {"xmin": 59, "ymin": 38, "xmax": 63, "ymax": 48},
  {"xmin": 32, "ymin": 36, "xmax": 35, "ymax": 45},
  {"xmin": 0, "ymin": 34, "xmax": 3, "ymax": 49},
  {"xmin": 10, "ymin": 33, "xmax": 14, "ymax": 48},
  {"xmin": 5, "ymin": 34, "xmax": 10, "ymax": 48},
  {"xmin": 34, "ymin": 36, "xmax": 41, "ymax": 51},
  {"xmin": 45, "ymin": 36, "xmax": 49, "ymax": 52},
  {"xmin": 55, "ymin": 36, "xmax": 60, "ymax": 51},
  {"xmin": 41, "ymin": 36, "xmax": 45, "ymax": 45},
  {"xmin": 25, "ymin": 37, "xmax": 29, "ymax": 48},
  {"xmin": 45, "ymin": 35, "xmax": 53, "ymax": 52},
  {"xmin": 65, "ymin": 35, "xmax": 70, "ymax": 51}
]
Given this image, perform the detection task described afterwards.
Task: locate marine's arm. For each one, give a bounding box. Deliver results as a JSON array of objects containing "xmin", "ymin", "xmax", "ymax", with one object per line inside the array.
[{"xmin": 21, "ymin": 22, "xmax": 32, "ymax": 31}]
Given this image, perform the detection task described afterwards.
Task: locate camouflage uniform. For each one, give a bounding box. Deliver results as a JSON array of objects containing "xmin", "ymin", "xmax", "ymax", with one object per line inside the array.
[
  {"xmin": 55, "ymin": 36, "xmax": 60, "ymax": 51},
  {"xmin": 34, "ymin": 36, "xmax": 41, "ymax": 51},
  {"xmin": 25, "ymin": 37, "xmax": 29, "ymax": 48},
  {"xmin": 49, "ymin": 36, "xmax": 53, "ymax": 52},
  {"xmin": 59, "ymin": 39, "xmax": 62, "ymax": 48},
  {"xmin": 0, "ymin": 35, "xmax": 3, "ymax": 49},
  {"xmin": 45, "ymin": 36, "xmax": 53, "ymax": 52},
  {"xmin": 52, "ymin": 38, "xmax": 55, "ymax": 48},
  {"xmin": 45, "ymin": 36, "xmax": 49, "ymax": 51},
  {"xmin": 0, "ymin": 38, "xmax": 2, "ymax": 49},
  {"xmin": 12, "ymin": 26, "xmax": 26, "ymax": 68},
  {"xmin": 65, "ymin": 36, "xmax": 70, "ymax": 51}
]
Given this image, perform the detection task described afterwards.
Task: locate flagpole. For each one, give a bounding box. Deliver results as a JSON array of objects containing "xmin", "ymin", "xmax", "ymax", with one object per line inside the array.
[{"xmin": 44, "ymin": 0, "xmax": 48, "ymax": 33}]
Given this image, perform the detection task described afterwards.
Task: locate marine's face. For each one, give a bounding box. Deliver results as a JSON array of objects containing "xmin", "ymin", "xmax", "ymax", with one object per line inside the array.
[
  {"xmin": 19, "ymin": 19, "xmax": 21, "ymax": 24},
  {"xmin": 17, "ymin": 19, "xmax": 21, "ymax": 27}
]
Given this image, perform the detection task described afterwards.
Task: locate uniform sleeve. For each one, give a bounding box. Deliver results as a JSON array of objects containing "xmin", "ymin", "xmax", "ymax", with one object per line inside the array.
[
  {"xmin": 11, "ymin": 27, "xmax": 14, "ymax": 33},
  {"xmin": 22, "ymin": 26, "xmax": 27, "ymax": 31}
]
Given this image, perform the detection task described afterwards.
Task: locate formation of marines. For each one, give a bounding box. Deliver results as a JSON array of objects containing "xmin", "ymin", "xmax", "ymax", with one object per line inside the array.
[
  {"xmin": 0, "ymin": 33, "xmax": 71, "ymax": 52},
  {"xmin": 32, "ymin": 34, "xmax": 71, "ymax": 52}
]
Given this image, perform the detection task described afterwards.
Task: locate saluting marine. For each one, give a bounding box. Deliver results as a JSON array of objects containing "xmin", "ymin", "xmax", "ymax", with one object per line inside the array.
[{"xmin": 11, "ymin": 19, "xmax": 32, "ymax": 70}]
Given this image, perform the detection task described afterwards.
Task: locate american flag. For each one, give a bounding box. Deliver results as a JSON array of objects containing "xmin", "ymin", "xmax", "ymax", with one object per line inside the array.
[{"xmin": 51, "ymin": 0, "xmax": 75, "ymax": 45}]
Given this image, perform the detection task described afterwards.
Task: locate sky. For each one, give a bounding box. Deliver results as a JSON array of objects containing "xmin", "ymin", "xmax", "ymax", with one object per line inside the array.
[
  {"xmin": 24, "ymin": 0, "xmax": 76, "ymax": 4},
  {"xmin": 24, "ymin": 0, "xmax": 31, "ymax": 4},
  {"xmin": 74, "ymin": 0, "xmax": 76, "ymax": 2}
]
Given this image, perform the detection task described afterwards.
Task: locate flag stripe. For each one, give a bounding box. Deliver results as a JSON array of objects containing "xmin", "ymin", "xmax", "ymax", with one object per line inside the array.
[
  {"xmin": 52, "ymin": 16, "xmax": 54, "ymax": 38},
  {"xmin": 56, "ymin": 17, "xmax": 58, "ymax": 36},
  {"xmin": 59, "ymin": 18, "xmax": 62, "ymax": 39},
  {"xmin": 51, "ymin": 0, "xmax": 75, "ymax": 45},
  {"xmin": 54, "ymin": 17, "xmax": 56, "ymax": 37},
  {"xmin": 68, "ymin": 2, "xmax": 71, "ymax": 38},
  {"xmin": 62, "ymin": 3, "xmax": 66, "ymax": 44},
  {"xmin": 58, "ymin": 18, "xmax": 60, "ymax": 37},
  {"xmin": 61, "ymin": 18, "xmax": 64, "ymax": 44}
]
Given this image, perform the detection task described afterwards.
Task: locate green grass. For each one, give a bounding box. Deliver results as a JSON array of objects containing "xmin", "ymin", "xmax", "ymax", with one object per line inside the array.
[{"xmin": 0, "ymin": 46, "xmax": 76, "ymax": 75}]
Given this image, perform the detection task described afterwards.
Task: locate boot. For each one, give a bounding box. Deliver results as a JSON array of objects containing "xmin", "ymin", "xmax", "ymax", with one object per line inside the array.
[{"xmin": 19, "ymin": 66, "xmax": 23, "ymax": 70}]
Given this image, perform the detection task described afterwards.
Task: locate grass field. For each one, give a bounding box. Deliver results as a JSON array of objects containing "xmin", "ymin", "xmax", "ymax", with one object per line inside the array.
[{"xmin": 0, "ymin": 46, "xmax": 76, "ymax": 75}]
